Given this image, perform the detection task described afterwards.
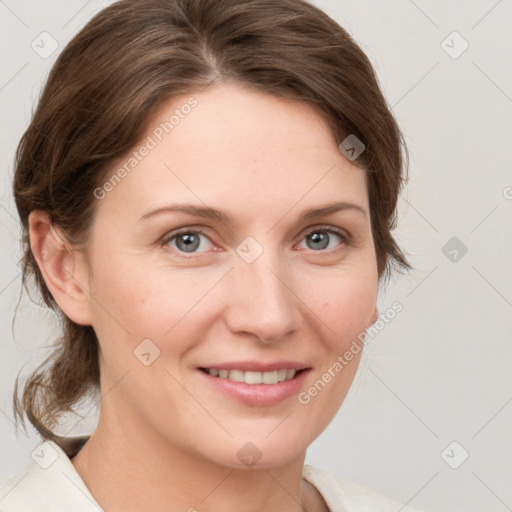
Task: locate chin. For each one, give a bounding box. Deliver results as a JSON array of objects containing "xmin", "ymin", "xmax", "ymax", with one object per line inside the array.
[{"xmin": 203, "ymin": 431, "xmax": 311, "ymax": 471}]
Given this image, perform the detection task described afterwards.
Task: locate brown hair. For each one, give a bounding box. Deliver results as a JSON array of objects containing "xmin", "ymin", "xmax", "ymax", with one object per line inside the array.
[{"xmin": 12, "ymin": 0, "xmax": 412, "ymax": 456}]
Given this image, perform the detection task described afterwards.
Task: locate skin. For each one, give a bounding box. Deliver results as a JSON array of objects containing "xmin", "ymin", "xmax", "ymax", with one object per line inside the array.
[{"xmin": 29, "ymin": 81, "xmax": 379, "ymax": 512}]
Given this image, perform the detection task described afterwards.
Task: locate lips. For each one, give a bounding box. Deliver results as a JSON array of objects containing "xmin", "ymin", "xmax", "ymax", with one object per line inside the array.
[{"xmin": 196, "ymin": 360, "xmax": 312, "ymax": 406}]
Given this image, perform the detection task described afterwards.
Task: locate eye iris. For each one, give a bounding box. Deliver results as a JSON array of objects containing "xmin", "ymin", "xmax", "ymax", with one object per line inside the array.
[
  {"xmin": 176, "ymin": 233, "xmax": 200, "ymax": 252},
  {"xmin": 307, "ymin": 231, "xmax": 329, "ymax": 250}
]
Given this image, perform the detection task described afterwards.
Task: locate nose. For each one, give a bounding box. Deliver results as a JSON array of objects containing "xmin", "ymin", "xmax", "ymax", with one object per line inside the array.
[{"xmin": 223, "ymin": 246, "xmax": 302, "ymax": 344}]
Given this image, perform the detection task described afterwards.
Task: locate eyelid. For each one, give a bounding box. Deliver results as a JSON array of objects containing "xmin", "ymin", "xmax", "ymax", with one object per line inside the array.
[{"xmin": 300, "ymin": 224, "xmax": 352, "ymax": 242}]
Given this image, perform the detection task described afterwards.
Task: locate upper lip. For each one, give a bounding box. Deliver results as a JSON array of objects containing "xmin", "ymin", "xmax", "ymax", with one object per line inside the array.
[{"xmin": 198, "ymin": 360, "xmax": 311, "ymax": 372}]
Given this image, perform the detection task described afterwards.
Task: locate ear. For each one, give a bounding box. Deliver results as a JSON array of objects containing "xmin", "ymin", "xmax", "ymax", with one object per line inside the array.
[{"xmin": 28, "ymin": 210, "xmax": 92, "ymax": 325}]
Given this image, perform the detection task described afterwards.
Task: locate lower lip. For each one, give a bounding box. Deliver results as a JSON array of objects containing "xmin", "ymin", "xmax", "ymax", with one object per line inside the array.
[{"xmin": 197, "ymin": 369, "xmax": 310, "ymax": 406}]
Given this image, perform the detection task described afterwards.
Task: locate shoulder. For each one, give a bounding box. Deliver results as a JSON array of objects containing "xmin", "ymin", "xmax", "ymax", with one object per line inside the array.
[
  {"xmin": 302, "ymin": 464, "xmax": 427, "ymax": 512},
  {"xmin": 0, "ymin": 439, "xmax": 100, "ymax": 512}
]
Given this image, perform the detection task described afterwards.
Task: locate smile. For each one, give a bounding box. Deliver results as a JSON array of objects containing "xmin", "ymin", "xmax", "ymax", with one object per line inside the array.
[{"xmin": 197, "ymin": 366, "xmax": 311, "ymax": 406}]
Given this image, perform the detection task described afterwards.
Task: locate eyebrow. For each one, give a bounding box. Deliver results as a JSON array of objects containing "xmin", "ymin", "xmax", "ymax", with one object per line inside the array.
[{"xmin": 137, "ymin": 201, "xmax": 368, "ymax": 224}]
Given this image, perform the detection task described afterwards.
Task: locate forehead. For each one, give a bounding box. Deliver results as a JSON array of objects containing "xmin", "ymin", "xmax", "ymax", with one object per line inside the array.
[{"xmin": 95, "ymin": 82, "xmax": 369, "ymax": 224}]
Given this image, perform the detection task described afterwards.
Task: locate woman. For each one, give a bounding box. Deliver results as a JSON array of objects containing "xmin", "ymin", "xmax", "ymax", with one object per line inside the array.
[{"xmin": 1, "ymin": 0, "xmax": 423, "ymax": 510}]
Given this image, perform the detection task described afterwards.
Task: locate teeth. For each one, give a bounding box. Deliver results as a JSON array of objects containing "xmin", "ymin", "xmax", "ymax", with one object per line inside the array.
[
  {"xmin": 245, "ymin": 371, "xmax": 263, "ymax": 384},
  {"xmin": 278, "ymin": 369, "xmax": 288, "ymax": 382},
  {"xmin": 205, "ymin": 368, "xmax": 298, "ymax": 384},
  {"xmin": 286, "ymin": 369, "xmax": 296, "ymax": 380},
  {"xmin": 228, "ymin": 369, "xmax": 244, "ymax": 383},
  {"xmin": 262, "ymin": 371, "xmax": 278, "ymax": 384}
]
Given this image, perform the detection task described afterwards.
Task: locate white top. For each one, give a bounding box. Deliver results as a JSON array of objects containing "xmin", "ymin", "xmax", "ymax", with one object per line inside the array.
[{"xmin": 1, "ymin": 439, "xmax": 424, "ymax": 511}]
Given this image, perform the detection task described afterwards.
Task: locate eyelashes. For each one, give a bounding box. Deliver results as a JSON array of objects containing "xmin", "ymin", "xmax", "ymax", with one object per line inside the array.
[{"xmin": 161, "ymin": 225, "xmax": 352, "ymax": 257}]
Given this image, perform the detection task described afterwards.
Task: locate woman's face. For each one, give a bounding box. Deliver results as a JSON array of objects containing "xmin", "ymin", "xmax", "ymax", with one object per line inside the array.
[{"xmin": 83, "ymin": 82, "xmax": 378, "ymax": 468}]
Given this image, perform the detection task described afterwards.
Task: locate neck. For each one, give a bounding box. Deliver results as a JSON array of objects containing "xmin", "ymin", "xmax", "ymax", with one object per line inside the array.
[{"xmin": 70, "ymin": 400, "xmax": 322, "ymax": 512}]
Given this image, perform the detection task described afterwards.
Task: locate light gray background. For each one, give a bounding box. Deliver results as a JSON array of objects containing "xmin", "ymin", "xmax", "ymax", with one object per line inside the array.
[{"xmin": 1, "ymin": 1, "xmax": 511, "ymax": 511}]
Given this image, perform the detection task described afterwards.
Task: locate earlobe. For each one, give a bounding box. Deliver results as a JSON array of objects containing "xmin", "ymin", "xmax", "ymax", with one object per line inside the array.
[{"xmin": 28, "ymin": 210, "xmax": 92, "ymax": 326}]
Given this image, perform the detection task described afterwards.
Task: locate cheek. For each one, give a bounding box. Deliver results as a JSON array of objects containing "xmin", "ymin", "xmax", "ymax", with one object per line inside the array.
[
  {"xmin": 87, "ymin": 246, "xmax": 223, "ymax": 349},
  {"xmin": 305, "ymin": 266, "xmax": 378, "ymax": 346},
  {"xmin": 295, "ymin": 266, "xmax": 376, "ymax": 411},
  {"xmin": 298, "ymin": 272, "xmax": 374, "ymax": 415}
]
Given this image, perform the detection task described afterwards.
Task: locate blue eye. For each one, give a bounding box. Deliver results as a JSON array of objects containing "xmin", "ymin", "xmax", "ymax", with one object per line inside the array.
[
  {"xmin": 165, "ymin": 229, "xmax": 213, "ymax": 253},
  {"xmin": 299, "ymin": 227, "xmax": 347, "ymax": 252},
  {"xmin": 163, "ymin": 226, "xmax": 349, "ymax": 256}
]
